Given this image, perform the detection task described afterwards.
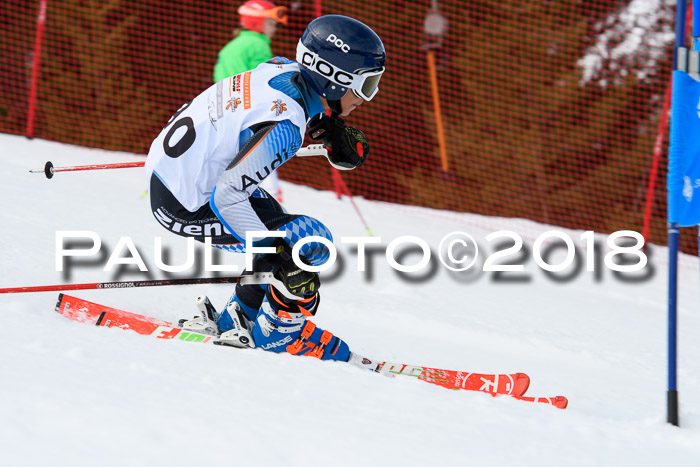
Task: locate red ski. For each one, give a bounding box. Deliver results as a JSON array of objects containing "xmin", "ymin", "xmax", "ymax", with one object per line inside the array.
[
  {"xmin": 56, "ymin": 293, "xmax": 214, "ymax": 343},
  {"xmin": 374, "ymin": 362, "xmax": 530, "ymax": 396},
  {"xmin": 55, "ymin": 294, "xmax": 567, "ymax": 408}
]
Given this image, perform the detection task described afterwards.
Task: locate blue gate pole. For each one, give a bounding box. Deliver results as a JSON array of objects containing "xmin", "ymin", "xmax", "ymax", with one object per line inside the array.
[
  {"xmin": 667, "ymin": 0, "xmax": 687, "ymax": 428},
  {"xmin": 668, "ymin": 223, "xmax": 679, "ymax": 426}
]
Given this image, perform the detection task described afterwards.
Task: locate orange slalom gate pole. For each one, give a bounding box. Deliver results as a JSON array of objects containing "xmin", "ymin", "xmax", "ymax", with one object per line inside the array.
[{"xmin": 426, "ymin": 50, "xmax": 449, "ymax": 171}]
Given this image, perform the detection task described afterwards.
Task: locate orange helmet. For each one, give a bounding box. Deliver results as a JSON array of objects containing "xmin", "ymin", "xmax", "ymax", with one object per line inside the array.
[{"xmin": 238, "ymin": 0, "xmax": 288, "ymax": 33}]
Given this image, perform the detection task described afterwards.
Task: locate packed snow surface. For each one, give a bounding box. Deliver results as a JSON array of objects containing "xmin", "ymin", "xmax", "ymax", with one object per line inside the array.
[{"xmin": 1, "ymin": 134, "xmax": 699, "ymax": 466}]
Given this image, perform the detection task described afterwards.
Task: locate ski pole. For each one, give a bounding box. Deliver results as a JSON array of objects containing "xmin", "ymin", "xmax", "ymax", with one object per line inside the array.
[
  {"xmin": 29, "ymin": 160, "xmax": 146, "ymax": 179},
  {"xmin": 0, "ymin": 272, "xmax": 300, "ymax": 300},
  {"xmin": 29, "ymin": 145, "xmax": 329, "ymax": 179}
]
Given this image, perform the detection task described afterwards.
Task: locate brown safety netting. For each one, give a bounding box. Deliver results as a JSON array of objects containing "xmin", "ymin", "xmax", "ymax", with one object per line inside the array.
[{"xmin": 1, "ymin": 0, "xmax": 695, "ymax": 253}]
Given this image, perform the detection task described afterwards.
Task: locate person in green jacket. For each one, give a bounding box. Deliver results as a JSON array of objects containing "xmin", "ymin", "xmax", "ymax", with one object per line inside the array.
[
  {"xmin": 213, "ymin": 0, "xmax": 288, "ymax": 82},
  {"xmin": 213, "ymin": 0, "xmax": 288, "ymax": 201}
]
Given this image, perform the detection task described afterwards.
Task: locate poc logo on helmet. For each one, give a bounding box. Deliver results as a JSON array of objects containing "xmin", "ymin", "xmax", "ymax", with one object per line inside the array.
[
  {"xmin": 301, "ymin": 52, "xmax": 354, "ymax": 86},
  {"xmin": 326, "ymin": 34, "xmax": 350, "ymax": 53}
]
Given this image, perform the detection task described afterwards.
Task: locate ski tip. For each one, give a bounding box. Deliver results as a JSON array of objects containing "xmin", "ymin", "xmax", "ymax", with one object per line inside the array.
[
  {"xmin": 513, "ymin": 373, "xmax": 530, "ymax": 396},
  {"xmin": 509, "ymin": 394, "xmax": 569, "ymax": 409},
  {"xmin": 552, "ymin": 396, "xmax": 568, "ymax": 409}
]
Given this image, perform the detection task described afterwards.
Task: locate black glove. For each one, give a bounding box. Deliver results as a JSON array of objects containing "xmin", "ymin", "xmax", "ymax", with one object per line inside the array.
[
  {"xmin": 271, "ymin": 239, "xmax": 320, "ymax": 298},
  {"xmin": 307, "ymin": 113, "xmax": 369, "ymax": 170}
]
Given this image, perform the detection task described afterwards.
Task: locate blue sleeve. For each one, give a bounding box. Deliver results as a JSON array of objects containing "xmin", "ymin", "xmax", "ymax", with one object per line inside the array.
[{"xmin": 210, "ymin": 119, "xmax": 302, "ymax": 242}]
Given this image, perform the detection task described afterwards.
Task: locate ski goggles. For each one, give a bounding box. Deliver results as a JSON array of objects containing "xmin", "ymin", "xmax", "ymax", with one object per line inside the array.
[
  {"xmin": 350, "ymin": 67, "xmax": 384, "ymax": 101},
  {"xmin": 297, "ymin": 41, "xmax": 385, "ymax": 101},
  {"xmin": 238, "ymin": 5, "xmax": 288, "ymax": 24}
]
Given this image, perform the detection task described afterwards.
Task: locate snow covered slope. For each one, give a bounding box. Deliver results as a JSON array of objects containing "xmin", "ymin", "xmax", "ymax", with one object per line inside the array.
[{"xmin": 1, "ymin": 133, "xmax": 700, "ymax": 466}]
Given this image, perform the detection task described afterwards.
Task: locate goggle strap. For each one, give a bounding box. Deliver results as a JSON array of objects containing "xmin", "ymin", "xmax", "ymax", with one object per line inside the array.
[{"xmin": 296, "ymin": 41, "xmax": 384, "ymax": 100}]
